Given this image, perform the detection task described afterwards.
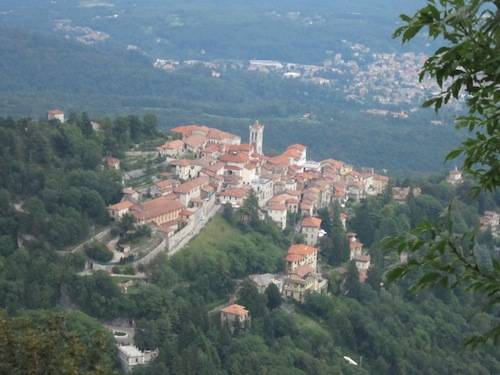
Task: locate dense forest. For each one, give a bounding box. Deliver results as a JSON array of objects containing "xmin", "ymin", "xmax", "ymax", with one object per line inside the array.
[{"xmin": 0, "ymin": 115, "xmax": 162, "ymax": 312}]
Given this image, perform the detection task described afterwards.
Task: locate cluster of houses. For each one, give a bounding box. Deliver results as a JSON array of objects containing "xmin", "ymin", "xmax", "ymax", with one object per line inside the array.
[
  {"xmin": 103, "ymin": 120, "xmax": 391, "ymax": 321},
  {"xmin": 105, "ymin": 121, "xmax": 389, "ymax": 282},
  {"xmin": 154, "ymin": 121, "xmax": 388, "ymax": 229},
  {"xmin": 223, "ymin": 232, "xmax": 372, "ymax": 330}
]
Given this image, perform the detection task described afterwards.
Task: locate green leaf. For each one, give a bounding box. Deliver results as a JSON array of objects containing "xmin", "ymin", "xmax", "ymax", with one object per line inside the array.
[{"xmin": 385, "ymin": 266, "xmax": 408, "ymax": 283}]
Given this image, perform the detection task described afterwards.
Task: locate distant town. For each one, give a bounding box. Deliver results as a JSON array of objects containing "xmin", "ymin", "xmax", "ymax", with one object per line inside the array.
[{"xmin": 153, "ymin": 40, "xmax": 464, "ymax": 115}]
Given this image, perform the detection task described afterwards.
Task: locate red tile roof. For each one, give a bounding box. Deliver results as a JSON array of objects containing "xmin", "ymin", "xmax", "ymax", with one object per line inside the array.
[
  {"xmin": 219, "ymin": 153, "xmax": 248, "ymax": 164},
  {"xmin": 132, "ymin": 197, "xmax": 183, "ymax": 221},
  {"xmin": 221, "ymin": 304, "xmax": 249, "ymax": 317},
  {"xmin": 288, "ymin": 244, "xmax": 317, "ymax": 256},
  {"xmin": 220, "ymin": 188, "xmax": 249, "ymax": 198},
  {"xmin": 174, "ymin": 176, "xmax": 209, "ymax": 194},
  {"xmin": 170, "ymin": 159, "xmax": 191, "ymax": 167},
  {"xmin": 159, "ymin": 140, "xmax": 184, "ymax": 150},
  {"xmin": 106, "ymin": 156, "xmax": 120, "ymax": 167},
  {"xmin": 184, "ymin": 135, "xmax": 207, "ymax": 149},
  {"xmin": 108, "ymin": 200, "xmax": 134, "ymax": 211},
  {"xmin": 302, "ymin": 216, "xmax": 322, "ymax": 228}
]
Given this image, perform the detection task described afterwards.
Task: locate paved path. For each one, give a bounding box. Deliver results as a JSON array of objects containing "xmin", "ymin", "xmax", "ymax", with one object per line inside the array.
[{"xmin": 56, "ymin": 227, "xmax": 111, "ymax": 255}]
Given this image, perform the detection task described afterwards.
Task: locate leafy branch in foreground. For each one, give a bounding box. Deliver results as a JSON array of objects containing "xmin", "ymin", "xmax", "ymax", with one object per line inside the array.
[
  {"xmin": 394, "ymin": 0, "xmax": 500, "ymax": 192},
  {"xmin": 386, "ymin": 0, "xmax": 500, "ymax": 347},
  {"xmin": 384, "ymin": 207, "xmax": 500, "ymax": 347}
]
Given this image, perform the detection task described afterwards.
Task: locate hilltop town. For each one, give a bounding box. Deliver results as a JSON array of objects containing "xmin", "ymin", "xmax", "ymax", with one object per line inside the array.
[{"xmin": 106, "ymin": 120, "xmax": 389, "ymax": 295}]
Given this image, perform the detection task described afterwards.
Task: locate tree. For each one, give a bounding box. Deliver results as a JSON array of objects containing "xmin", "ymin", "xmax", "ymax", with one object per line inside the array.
[
  {"xmin": 387, "ymin": 0, "xmax": 500, "ymax": 346},
  {"xmin": 0, "ymin": 310, "xmax": 118, "ymax": 374},
  {"xmin": 344, "ymin": 261, "xmax": 361, "ymax": 299},
  {"xmin": 394, "ymin": 0, "xmax": 499, "ymax": 192},
  {"xmin": 237, "ymin": 280, "xmax": 266, "ymax": 318},
  {"xmin": 239, "ymin": 190, "xmax": 259, "ymax": 227},
  {"xmin": 222, "ymin": 203, "xmax": 235, "ymax": 224},
  {"xmin": 264, "ymin": 283, "xmax": 282, "ymax": 310},
  {"xmin": 317, "ymin": 208, "xmax": 332, "ymax": 236}
]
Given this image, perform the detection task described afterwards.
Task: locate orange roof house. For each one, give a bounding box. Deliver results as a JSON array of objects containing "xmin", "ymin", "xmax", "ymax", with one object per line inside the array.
[
  {"xmin": 220, "ymin": 304, "xmax": 251, "ymax": 331},
  {"xmin": 288, "ymin": 244, "xmax": 318, "ymax": 257},
  {"xmin": 131, "ymin": 196, "xmax": 183, "ymax": 225},
  {"xmin": 106, "ymin": 156, "xmax": 120, "ymax": 170},
  {"xmin": 302, "ymin": 216, "xmax": 322, "ymax": 228},
  {"xmin": 107, "ymin": 200, "xmax": 134, "ymax": 220}
]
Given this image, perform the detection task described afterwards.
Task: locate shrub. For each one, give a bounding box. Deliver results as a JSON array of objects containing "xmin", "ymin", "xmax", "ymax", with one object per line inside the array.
[{"xmin": 84, "ymin": 241, "xmax": 113, "ymax": 263}]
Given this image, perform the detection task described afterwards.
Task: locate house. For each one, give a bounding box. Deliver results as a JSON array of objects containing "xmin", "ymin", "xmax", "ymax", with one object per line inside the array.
[
  {"xmin": 184, "ymin": 134, "xmax": 207, "ymax": 156},
  {"xmin": 171, "ymin": 124, "xmax": 241, "ymax": 145},
  {"xmin": 282, "ymin": 244, "xmax": 327, "ymax": 302},
  {"xmin": 286, "ymin": 244, "xmax": 318, "ymax": 273},
  {"xmin": 157, "ymin": 140, "xmax": 184, "ymax": 158},
  {"xmin": 447, "ymin": 167, "xmax": 463, "ymax": 185},
  {"xmin": 107, "ymin": 200, "xmax": 135, "ymax": 220},
  {"xmin": 151, "ymin": 179, "xmax": 176, "ymax": 197},
  {"xmin": 48, "ymin": 109, "xmax": 65, "ymax": 123},
  {"xmin": 355, "ymin": 253, "xmax": 371, "ymax": 283},
  {"xmin": 131, "ymin": 196, "xmax": 183, "ymax": 226},
  {"xmin": 174, "ymin": 176, "xmax": 210, "ymax": 207},
  {"xmin": 282, "ymin": 268, "xmax": 328, "ymax": 303},
  {"xmin": 348, "ymin": 233, "xmax": 364, "ymax": 260},
  {"xmin": 106, "ymin": 156, "xmax": 120, "ymax": 170},
  {"xmin": 480, "ymin": 211, "xmax": 500, "ymax": 239},
  {"xmin": 266, "ymin": 201, "xmax": 287, "ymax": 230},
  {"xmin": 122, "ymin": 187, "xmax": 140, "ymax": 202},
  {"xmin": 220, "ymin": 304, "xmax": 251, "ymax": 332},
  {"xmin": 250, "ymin": 178, "xmax": 273, "ymax": 207},
  {"xmin": 282, "ymin": 144, "xmax": 307, "ymax": 166},
  {"xmin": 218, "ymin": 188, "xmax": 249, "ymax": 208},
  {"xmin": 301, "ymin": 216, "xmax": 322, "ymax": 246},
  {"xmin": 170, "ymin": 159, "xmax": 202, "ymax": 180},
  {"xmin": 347, "ymin": 232, "xmax": 371, "ymax": 283},
  {"xmin": 117, "ymin": 345, "xmax": 158, "ymax": 373},
  {"xmin": 91, "ymin": 121, "xmax": 101, "ymax": 131}
]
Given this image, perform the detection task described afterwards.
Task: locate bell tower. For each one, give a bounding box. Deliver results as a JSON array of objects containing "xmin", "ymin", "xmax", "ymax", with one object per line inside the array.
[{"xmin": 249, "ymin": 120, "xmax": 264, "ymax": 155}]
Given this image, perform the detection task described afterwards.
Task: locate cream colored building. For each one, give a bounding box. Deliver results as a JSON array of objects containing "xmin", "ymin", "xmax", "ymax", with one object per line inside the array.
[{"xmin": 301, "ymin": 216, "xmax": 322, "ymax": 246}]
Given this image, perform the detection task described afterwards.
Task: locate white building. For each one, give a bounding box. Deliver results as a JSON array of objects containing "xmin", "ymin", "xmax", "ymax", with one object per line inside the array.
[
  {"xmin": 48, "ymin": 109, "xmax": 65, "ymax": 123},
  {"xmin": 218, "ymin": 188, "xmax": 249, "ymax": 208},
  {"xmin": 250, "ymin": 273, "xmax": 284, "ymax": 293},
  {"xmin": 266, "ymin": 201, "xmax": 287, "ymax": 230},
  {"xmin": 117, "ymin": 345, "xmax": 158, "ymax": 373},
  {"xmin": 250, "ymin": 178, "xmax": 273, "ymax": 207}
]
